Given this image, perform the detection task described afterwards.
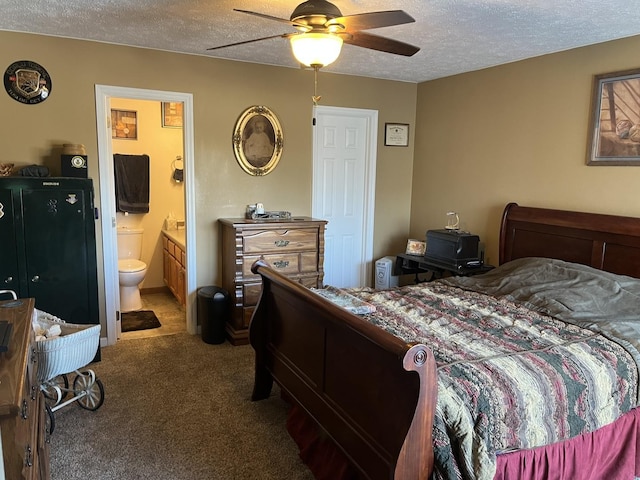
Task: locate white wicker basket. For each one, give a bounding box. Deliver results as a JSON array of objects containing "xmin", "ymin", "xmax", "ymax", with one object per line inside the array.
[{"xmin": 33, "ymin": 309, "xmax": 100, "ymax": 383}]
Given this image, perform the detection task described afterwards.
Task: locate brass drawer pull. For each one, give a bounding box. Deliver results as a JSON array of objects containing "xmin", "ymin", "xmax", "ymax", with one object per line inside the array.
[
  {"xmin": 274, "ymin": 240, "xmax": 289, "ymax": 247},
  {"xmin": 273, "ymin": 260, "xmax": 289, "ymax": 269},
  {"xmin": 21, "ymin": 399, "xmax": 28, "ymax": 419},
  {"xmin": 25, "ymin": 445, "xmax": 33, "ymax": 467}
]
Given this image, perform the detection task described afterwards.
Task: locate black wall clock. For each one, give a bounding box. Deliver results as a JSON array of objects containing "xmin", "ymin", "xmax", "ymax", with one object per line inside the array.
[{"xmin": 4, "ymin": 60, "xmax": 52, "ymax": 104}]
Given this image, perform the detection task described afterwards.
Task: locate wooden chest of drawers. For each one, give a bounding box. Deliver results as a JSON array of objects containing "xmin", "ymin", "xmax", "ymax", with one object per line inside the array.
[
  {"xmin": 0, "ymin": 297, "xmax": 50, "ymax": 480},
  {"xmin": 219, "ymin": 217, "xmax": 327, "ymax": 345}
]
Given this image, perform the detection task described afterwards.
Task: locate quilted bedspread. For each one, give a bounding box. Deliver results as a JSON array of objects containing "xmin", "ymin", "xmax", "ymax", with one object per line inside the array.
[{"xmin": 345, "ymin": 282, "xmax": 639, "ymax": 480}]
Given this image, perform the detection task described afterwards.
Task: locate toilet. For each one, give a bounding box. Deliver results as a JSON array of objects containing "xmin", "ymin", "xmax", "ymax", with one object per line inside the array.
[{"xmin": 117, "ymin": 227, "xmax": 148, "ymax": 313}]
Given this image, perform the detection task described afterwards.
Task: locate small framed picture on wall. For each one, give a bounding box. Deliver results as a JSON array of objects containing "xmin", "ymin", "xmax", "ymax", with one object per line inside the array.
[
  {"xmin": 384, "ymin": 123, "xmax": 409, "ymax": 146},
  {"xmin": 162, "ymin": 102, "xmax": 183, "ymax": 128},
  {"xmin": 111, "ymin": 109, "xmax": 137, "ymax": 140}
]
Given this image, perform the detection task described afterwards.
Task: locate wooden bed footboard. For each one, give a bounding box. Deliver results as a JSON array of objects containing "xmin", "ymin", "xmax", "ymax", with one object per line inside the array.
[{"xmin": 249, "ymin": 260, "xmax": 438, "ymax": 480}]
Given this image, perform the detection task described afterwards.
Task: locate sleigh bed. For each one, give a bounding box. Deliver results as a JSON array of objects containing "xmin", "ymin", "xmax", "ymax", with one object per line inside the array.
[{"xmin": 249, "ymin": 202, "xmax": 640, "ymax": 480}]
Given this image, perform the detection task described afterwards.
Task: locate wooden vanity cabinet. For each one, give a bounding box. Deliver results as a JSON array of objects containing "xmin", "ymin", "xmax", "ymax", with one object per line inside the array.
[
  {"xmin": 219, "ymin": 217, "xmax": 327, "ymax": 345},
  {"xmin": 162, "ymin": 234, "xmax": 186, "ymax": 306},
  {"xmin": 0, "ymin": 297, "xmax": 50, "ymax": 480}
]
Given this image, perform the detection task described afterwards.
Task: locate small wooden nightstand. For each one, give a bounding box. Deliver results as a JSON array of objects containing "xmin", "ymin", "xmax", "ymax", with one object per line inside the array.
[{"xmin": 394, "ymin": 253, "xmax": 494, "ymax": 282}]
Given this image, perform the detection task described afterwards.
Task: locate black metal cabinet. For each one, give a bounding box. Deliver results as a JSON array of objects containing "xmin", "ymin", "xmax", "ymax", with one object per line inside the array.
[{"xmin": 0, "ymin": 177, "xmax": 99, "ymax": 329}]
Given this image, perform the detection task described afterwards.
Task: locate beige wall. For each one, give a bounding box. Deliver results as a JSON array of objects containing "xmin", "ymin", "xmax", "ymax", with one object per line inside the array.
[
  {"xmin": 111, "ymin": 98, "xmax": 185, "ymax": 289},
  {"xmin": 413, "ymin": 35, "xmax": 640, "ymax": 266},
  {"xmin": 11, "ymin": 29, "xmax": 637, "ymax": 333},
  {"xmin": 0, "ymin": 31, "xmax": 417, "ymax": 330}
]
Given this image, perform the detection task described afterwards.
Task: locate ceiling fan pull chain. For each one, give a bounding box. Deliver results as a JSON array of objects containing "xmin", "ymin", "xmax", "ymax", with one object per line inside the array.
[{"xmin": 312, "ymin": 65, "xmax": 322, "ymax": 105}]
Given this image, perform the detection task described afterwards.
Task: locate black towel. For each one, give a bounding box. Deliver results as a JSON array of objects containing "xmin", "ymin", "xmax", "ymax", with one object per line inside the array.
[{"xmin": 114, "ymin": 154, "xmax": 150, "ymax": 213}]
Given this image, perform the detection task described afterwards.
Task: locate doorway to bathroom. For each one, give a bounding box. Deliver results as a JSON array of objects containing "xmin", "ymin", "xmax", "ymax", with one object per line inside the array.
[{"xmin": 95, "ymin": 86, "xmax": 196, "ymax": 346}]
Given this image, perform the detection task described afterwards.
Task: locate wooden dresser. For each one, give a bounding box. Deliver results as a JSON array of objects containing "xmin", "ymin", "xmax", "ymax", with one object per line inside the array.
[
  {"xmin": 0, "ymin": 297, "xmax": 50, "ymax": 480},
  {"xmin": 219, "ymin": 217, "xmax": 327, "ymax": 345}
]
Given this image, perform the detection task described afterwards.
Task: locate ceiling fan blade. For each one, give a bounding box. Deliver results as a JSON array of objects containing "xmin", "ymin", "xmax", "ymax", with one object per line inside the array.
[
  {"xmin": 233, "ymin": 8, "xmax": 309, "ymax": 30},
  {"xmin": 342, "ymin": 31, "xmax": 419, "ymax": 57},
  {"xmin": 207, "ymin": 34, "xmax": 289, "ymax": 51},
  {"xmin": 328, "ymin": 10, "xmax": 415, "ymax": 31}
]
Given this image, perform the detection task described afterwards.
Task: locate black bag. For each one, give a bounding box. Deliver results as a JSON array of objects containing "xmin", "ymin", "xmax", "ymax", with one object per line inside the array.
[{"xmin": 19, "ymin": 164, "xmax": 50, "ymax": 177}]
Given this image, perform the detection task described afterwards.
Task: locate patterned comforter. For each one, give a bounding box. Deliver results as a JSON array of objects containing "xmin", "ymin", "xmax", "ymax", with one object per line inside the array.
[{"xmin": 340, "ymin": 262, "xmax": 640, "ymax": 480}]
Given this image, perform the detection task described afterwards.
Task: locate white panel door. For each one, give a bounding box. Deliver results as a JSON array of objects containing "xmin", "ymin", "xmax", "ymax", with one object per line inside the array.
[{"xmin": 313, "ymin": 106, "xmax": 377, "ymax": 288}]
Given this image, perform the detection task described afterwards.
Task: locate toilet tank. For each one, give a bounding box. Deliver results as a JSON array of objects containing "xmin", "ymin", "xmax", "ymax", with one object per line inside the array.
[{"xmin": 117, "ymin": 227, "xmax": 144, "ymax": 260}]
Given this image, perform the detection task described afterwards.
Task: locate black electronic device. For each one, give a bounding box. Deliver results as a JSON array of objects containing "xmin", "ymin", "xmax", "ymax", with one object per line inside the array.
[
  {"xmin": 61, "ymin": 154, "xmax": 88, "ymax": 178},
  {"xmin": 424, "ymin": 229, "xmax": 482, "ymax": 270}
]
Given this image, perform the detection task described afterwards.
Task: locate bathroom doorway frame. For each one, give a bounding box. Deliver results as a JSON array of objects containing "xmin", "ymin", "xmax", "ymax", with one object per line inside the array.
[{"xmin": 95, "ymin": 85, "xmax": 196, "ymax": 345}]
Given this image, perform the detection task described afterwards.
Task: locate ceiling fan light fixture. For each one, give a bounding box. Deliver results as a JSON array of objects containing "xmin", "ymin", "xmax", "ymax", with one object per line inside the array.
[{"xmin": 290, "ymin": 32, "xmax": 343, "ymax": 67}]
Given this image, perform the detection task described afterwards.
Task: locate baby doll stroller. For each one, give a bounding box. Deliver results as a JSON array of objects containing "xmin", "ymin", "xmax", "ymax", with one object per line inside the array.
[{"xmin": 31, "ymin": 301, "xmax": 104, "ymax": 435}]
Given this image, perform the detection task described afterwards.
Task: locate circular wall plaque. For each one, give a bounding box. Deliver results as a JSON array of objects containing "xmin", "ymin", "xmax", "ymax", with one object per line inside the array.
[{"xmin": 4, "ymin": 60, "xmax": 52, "ymax": 104}]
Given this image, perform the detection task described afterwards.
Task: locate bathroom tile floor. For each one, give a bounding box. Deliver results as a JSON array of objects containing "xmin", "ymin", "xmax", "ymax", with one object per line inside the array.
[{"xmin": 119, "ymin": 291, "xmax": 186, "ymax": 341}]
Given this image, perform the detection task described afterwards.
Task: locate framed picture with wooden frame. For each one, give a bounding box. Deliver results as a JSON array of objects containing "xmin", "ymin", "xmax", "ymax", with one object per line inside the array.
[
  {"xmin": 111, "ymin": 109, "xmax": 137, "ymax": 139},
  {"xmin": 162, "ymin": 102, "xmax": 183, "ymax": 128},
  {"xmin": 587, "ymin": 68, "xmax": 640, "ymax": 165},
  {"xmin": 233, "ymin": 105, "xmax": 283, "ymax": 176}
]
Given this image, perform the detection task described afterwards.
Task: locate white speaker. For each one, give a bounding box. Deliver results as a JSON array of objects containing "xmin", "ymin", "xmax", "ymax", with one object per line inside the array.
[{"xmin": 375, "ymin": 256, "xmax": 399, "ymax": 290}]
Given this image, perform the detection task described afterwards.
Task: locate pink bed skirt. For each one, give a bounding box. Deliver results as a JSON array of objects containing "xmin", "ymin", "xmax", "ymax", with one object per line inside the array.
[
  {"xmin": 287, "ymin": 399, "xmax": 640, "ymax": 480},
  {"xmin": 494, "ymin": 407, "xmax": 640, "ymax": 480}
]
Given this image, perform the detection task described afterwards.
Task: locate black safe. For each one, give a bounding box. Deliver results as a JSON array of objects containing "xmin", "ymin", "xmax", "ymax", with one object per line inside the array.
[
  {"xmin": 0, "ymin": 177, "xmax": 100, "ymax": 337},
  {"xmin": 424, "ymin": 229, "xmax": 482, "ymax": 270}
]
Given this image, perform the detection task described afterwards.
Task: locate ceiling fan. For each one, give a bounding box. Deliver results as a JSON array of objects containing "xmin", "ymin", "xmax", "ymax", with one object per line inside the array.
[{"xmin": 207, "ymin": 0, "xmax": 420, "ymax": 68}]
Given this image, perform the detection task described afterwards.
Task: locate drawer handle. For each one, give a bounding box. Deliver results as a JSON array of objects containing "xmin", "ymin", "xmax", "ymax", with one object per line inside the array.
[
  {"xmin": 25, "ymin": 445, "xmax": 33, "ymax": 467},
  {"xmin": 31, "ymin": 275, "xmax": 40, "ymax": 283},
  {"xmin": 21, "ymin": 399, "xmax": 28, "ymax": 419},
  {"xmin": 274, "ymin": 240, "xmax": 289, "ymax": 247},
  {"xmin": 3, "ymin": 276, "xmax": 12, "ymax": 283},
  {"xmin": 273, "ymin": 260, "xmax": 289, "ymax": 269}
]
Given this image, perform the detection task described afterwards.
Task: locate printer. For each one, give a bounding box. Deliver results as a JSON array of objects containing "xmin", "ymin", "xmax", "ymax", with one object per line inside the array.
[{"xmin": 424, "ymin": 229, "xmax": 483, "ymax": 270}]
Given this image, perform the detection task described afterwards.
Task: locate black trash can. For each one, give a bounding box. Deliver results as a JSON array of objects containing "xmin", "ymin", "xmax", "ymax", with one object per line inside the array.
[{"xmin": 197, "ymin": 286, "xmax": 229, "ymax": 344}]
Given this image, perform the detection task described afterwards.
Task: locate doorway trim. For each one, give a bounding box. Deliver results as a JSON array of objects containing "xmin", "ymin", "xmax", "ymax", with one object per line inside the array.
[
  {"xmin": 312, "ymin": 105, "xmax": 377, "ymax": 286},
  {"xmin": 95, "ymin": 85, "xmax": 196, "ymax": 345}
]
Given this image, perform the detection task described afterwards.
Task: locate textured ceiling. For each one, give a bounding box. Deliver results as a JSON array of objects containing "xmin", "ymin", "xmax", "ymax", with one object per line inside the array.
[{"xmin": 2, "ymin": 0, "xmax": 640, "ymax": 83}]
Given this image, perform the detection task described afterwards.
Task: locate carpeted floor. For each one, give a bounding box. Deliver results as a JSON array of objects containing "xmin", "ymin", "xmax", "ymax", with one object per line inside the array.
[{"xmin": 49, "ymin": 333, "xmax": 315, "ymax": 480}]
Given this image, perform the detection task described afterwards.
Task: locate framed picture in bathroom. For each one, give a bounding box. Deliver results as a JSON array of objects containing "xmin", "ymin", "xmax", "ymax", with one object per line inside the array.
[
  {"xmin": 161, "ymin": 102, "xmax": 183, "ymax": 128},
  {"xmin": 232, "ymin": 105, "xmax": 283, "ymax": 176},
  {"xmin": 111, "ymin": 109, "xmax": 138, "ymax": 140}
]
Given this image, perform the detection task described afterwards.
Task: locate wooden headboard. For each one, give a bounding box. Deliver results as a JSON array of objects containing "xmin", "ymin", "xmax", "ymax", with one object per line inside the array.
[{"xmin": 499, "ymin": 202, "xmax": 640, "ymax": 279}]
